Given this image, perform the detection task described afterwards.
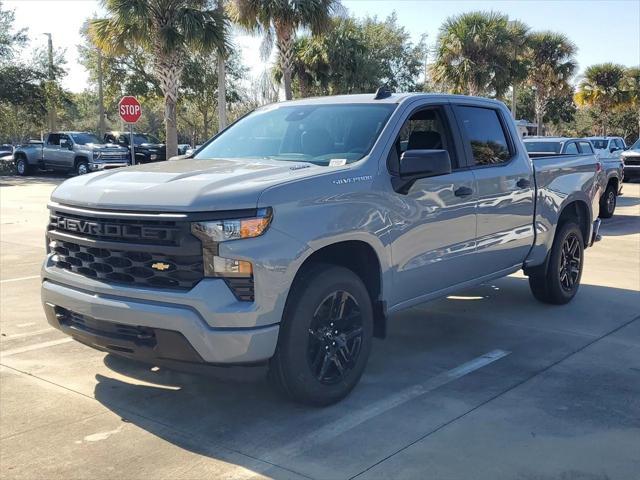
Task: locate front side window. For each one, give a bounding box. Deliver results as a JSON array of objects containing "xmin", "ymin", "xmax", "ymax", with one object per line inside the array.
[
  {"xmin": 47, "ymin": 134, "xmax": 60, "ymax": 146},
  {"xmin": 388, "ymin": 106, "xmax": 457, "ymax": 174},
  {"xmin": 71, "ymin": 133, "xmax": 101, "ymax": 145},
  {"xmin": 591, "ymin": 139, "xmax": 608, "ymax": 150},
  {"xmin": 564, "ymin": 142, "xmax": 579, "ymax": 154},
  {"xmin": 614, "ymin": 138, "xmax": 625, "ymax": 149},
  {"xmin": 194, "ymin": 104, "xmax": 396, "ymax": 166},
  {"xmin": 454, "ymin": 106, "xmax": 511, "ymax": 166}
]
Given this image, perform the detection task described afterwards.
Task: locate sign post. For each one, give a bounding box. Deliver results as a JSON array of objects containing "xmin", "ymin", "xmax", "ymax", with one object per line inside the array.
[{"xmin": 118, "ymin": 96, "xmax": 142, "ymax": 165}]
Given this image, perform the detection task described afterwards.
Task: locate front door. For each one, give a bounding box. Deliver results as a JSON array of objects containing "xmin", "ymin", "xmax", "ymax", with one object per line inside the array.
[{"xmin": 388, "ymin": 104, "xmax": 477, "ymax": 308}]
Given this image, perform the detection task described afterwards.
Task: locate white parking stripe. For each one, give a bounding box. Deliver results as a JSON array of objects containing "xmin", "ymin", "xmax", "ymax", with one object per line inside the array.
[
  {"xmin": 0, "ymin": 275, "xmax": 40, "ymax": 284},
  {"xmin": 232, "ymin": 349, "xmax": 510, "ymax": 480},
  {"xmin": 1, "ymin": 328, "xmax": 55, "ymax": 340},
  {"xmin": 1, "ymin": 338, "xmax": 72, "ymax": 358}
]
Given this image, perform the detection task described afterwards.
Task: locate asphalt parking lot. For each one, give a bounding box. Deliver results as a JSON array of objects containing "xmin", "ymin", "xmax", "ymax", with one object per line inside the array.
[{"xmin": 1, "ymin": 175, "xmax": 639, "ymax": 480}]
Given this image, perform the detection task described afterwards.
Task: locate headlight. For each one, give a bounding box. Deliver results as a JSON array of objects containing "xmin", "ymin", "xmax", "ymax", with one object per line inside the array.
[
  {"xmin": 191, "ymin": 208, "xmax": 272, "ymax": 243},
  {"xmin": 191, "ymin": 208, "xmax": 272, "ymax": 278},
  {"xmin": 92, "ymin": 151, "xmax": 102, "ymax": 160}
]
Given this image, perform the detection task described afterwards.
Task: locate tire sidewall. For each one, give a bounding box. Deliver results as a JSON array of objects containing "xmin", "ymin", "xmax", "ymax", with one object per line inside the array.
[
  {"xmin": 275, "ymin": 265, "xmax": 373, "ymax": 404},
  {"xmin": 76, "ymin": 161, "xmax": 89, "ymax": 175},
  {"xmin": 16, "ymin": 158, "xmax": 27, "ymax": 176},
  {"xmin": 548, "ymin": 222, "xmax": 584, "ymax": 303}
]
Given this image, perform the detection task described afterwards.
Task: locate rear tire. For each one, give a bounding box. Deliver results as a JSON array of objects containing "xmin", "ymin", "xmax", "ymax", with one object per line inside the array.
[
  {"xmin": 528, "ymin": 221, "xmax": 584, "ymax": 305},
  {"xmin": 15, "ymin": 157, "xmax": 32, "ymax": 176},
  {"xmin": 599, "ymin": 184, "xmax": 616, "ymax": 218},
  {"xmin": 269, "ymin": 264, "xmax": 373, "ymax": 406}
]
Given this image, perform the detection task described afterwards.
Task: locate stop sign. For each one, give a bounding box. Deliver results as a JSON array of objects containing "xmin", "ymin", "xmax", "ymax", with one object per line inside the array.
[{"xmin": 118, "ymin": 96, "xmax": 142, "ymax": 123}]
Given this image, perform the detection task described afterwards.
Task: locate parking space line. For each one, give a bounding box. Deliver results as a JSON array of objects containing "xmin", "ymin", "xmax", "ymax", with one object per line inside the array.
[
  {"xmin": 1, "ymin": 328, "xmax": 55, "ymax": 340},
  {"xmin": 258, "ymin": 350, "xmax": 510, "ymax": 467},
  {"xmin": 1, "ymin": 338, "xmax": 72, "ymax": 358},
  {"xmin": 0, "ymin": 275, "xmax": 40, "ymax": 284}
]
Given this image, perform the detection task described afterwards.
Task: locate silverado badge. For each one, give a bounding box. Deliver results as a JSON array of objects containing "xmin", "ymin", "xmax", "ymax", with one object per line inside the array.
[{"xmin": 151, "ymin": 262, "xmax": 171, "ymax": 271}]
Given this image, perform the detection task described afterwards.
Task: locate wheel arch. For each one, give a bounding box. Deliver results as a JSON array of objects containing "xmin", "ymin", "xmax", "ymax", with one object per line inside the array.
[{"xmin": 289, "ymin": 239, "xmax": 387, "ymax": 339}]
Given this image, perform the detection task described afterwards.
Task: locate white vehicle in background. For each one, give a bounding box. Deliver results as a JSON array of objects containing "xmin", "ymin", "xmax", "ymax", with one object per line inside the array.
[{"xmin": 587, "ymin": 136, "xmax": 626, "ymax": 160}]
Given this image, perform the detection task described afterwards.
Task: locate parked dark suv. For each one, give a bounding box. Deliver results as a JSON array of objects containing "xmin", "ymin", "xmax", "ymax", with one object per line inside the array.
[{"xmin": 103, "ymin": 132, "xmax": 166, "ymax": 164}]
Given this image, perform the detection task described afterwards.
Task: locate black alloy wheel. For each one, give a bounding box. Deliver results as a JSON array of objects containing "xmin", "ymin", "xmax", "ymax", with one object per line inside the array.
[
  {"xmin": 559, "ymin": 232, "xmax": 581, "ymax": 291},
  {"xmin": 307, "ymin": 291, "xmax": 364, "ymax": 385}
]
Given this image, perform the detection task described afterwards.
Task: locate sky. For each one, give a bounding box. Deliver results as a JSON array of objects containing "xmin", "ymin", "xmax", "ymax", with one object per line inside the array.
[{"xmin": 5, "ymin": 0, "xmax": 640, "ymax": 94}]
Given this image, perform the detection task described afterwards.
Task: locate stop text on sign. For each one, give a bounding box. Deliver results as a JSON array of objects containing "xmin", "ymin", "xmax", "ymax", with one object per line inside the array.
[{"xmin": 119, "ymin": 104, "xmax": 140, "ymax": 116}]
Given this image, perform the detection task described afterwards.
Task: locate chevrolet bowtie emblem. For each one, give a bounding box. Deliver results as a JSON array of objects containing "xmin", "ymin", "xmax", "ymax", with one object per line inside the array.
[{"xmin": 151, "ymin": 262, "xmax": 171, "ymax": 271}]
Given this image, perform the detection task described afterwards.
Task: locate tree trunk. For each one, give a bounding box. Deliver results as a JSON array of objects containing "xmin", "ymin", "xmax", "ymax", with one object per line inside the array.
[
  {"xmin": 97, "ymin": 49, "xmax": 106, "ymax": 137},
  {"xmin": 511, "ymin": 84, "xmax": 517, "ymax": 119},
  {"xmin": 156, "ymin": 58, "xmax": 181, "ymax": 158},
  {"xmin": 276, "ymin": 24, "xmax": 294, "ymax": 100},
  {"xmin": 217, "ymin": 54, "xmax": 227, "ymax": 131},
  {"xmin": 535, "ymin": 91, "xmax": 545, "ymax": 136}
]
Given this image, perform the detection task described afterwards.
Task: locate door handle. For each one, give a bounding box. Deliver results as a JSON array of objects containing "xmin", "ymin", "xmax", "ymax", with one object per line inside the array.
[
  {"xmin": 516, "ymin": 178, "xmax": 531, "ymax": 188},
  {"xmin": 454, "ymin": 186, "xmax": 473, "ymax": 197}
]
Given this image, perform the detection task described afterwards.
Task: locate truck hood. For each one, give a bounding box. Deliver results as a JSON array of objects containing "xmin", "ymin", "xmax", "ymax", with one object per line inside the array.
[
  {"xmin": 84, "ymin": 143, "xmax": 129, "ymax": 152},
  {"xmin": 51, "ymin": 158, "xmax": 324, "ymax": 211}
]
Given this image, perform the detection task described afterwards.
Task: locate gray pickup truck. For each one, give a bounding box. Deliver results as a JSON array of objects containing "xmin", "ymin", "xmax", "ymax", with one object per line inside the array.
[
  {"xmin": 41, "ymin": 92, "xmax": 602, "ymax": 405},
  {"xmin": 524, "ymin": 136, "xmax": 623, "ymax": 218},
  {"xmin": 14, "ymin": 132, "xmax": 130, "ymax": 176}
]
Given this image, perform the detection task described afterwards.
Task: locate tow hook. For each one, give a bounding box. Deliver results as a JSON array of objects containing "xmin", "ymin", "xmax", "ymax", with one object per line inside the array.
[{"xmin": 590, "ymin": 218, "xmax": 602, "ymax": 246}]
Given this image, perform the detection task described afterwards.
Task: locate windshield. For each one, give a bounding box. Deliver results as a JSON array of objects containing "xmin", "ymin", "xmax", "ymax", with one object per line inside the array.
[
  {"xmin": 71, "ymin": 133, "xmax": 102, "ymax": 145},
  {"xmin": 133, "ymin": 133, "xmax": 160, "ymax": 145},
  {"xmin": 590, "ymin": 139, "xmax": 608, "ymax": 149},
  {"xmin": 524, "ymin": 141, "xmax": 562, "ymax": 154},
  {"xmin": 194, "ymin": 104, "xmax": 396, "ymax": 165},
  {"xmin": 630, "ymin": 139, "xmax": 640, "ymax": 150}
]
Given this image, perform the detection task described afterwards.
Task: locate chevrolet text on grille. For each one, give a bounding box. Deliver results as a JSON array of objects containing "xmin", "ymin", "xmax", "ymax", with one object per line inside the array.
[{"xmin": 50, "ymin": 215, "xmax": 175, "ymax": 241}]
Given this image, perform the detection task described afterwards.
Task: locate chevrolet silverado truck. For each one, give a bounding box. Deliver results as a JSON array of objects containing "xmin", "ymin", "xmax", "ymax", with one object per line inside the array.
[
  {"xmin": 103, "ymin": 131, "xmax": 167, "ymax": 164},
  {"xmin": 41, "ymin": 92, "xmax": 602, "ymax": 405},
  {"xmin": 14, "ymin": 132, "xmax": 130, "ymax": 176},
  {"xmin": 621, "ymin": 138, "xmax": 640, "ymax": 181},
  {"xmin": 524, "ymin": 136, "xmax": 623, "ymax": 218}
]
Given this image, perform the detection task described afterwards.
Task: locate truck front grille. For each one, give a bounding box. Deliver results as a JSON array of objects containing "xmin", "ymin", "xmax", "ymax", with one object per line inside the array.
[{"xmin": 50, "ymin": 239, "xmax": 203, "ymax": 290}]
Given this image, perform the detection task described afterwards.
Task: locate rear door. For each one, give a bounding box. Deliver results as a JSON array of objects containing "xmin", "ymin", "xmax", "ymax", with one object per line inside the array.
[
  {"xmin": 42, "ymin": 134, "xmax": 61, "ymax": 168},
  {"xmin": 452, "ymin": 102, "xmax": 535, "ymax": 276},
  {"xmin": 387, "ymin": 101, "xmax": 477, "ymax": 306}
]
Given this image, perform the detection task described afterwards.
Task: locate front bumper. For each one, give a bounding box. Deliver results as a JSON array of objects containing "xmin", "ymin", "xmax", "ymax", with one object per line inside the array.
[
  {"xmin": 42, "ymin": 278, "xmax": 279, "ymax": 364},
  {"xmin": 89, "ymin": 161, "xmax": 129, "ymax": 171}
]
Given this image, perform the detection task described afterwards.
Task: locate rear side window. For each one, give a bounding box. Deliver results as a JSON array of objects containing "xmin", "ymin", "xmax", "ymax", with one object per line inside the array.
[
  {"xmin": 564, "ymin": 142, "xmax": 579, "ymax": 154},
  {"xmin": 454, "ymin": 106, "xmax": 512, "ymax": 166},
  {"xmin": 579, "ymin": 142, "xmax": 593, "ymax": 154}
]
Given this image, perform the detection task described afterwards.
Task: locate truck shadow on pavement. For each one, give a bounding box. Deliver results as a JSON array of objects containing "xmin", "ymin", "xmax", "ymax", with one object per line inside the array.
[
  {"xmin": 600, "ymin": 214, "xmax": 640, "ymax": 236},
  {"xmin": 91, "ymin": 276, "xmax": 640, "ymax": 478}
]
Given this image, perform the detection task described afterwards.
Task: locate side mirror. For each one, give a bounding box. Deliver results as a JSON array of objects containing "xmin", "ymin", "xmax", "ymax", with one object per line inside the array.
[
  {"xmin": 610, "ymin": 147, "xmax": 621, "ymax": 153},
  {"xmin": 60, "ymin": 139, "xmax": 72, "ymax": 150},
  {"xmin": 392, "ymin": 149, "xmax": 452, "ymax": 194}
]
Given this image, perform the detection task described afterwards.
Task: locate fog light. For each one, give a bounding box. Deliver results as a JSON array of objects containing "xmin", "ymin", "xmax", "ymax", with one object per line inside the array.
[{"xmin": 210, "ymin": 256, "xmax": 252, "ymax": 278}]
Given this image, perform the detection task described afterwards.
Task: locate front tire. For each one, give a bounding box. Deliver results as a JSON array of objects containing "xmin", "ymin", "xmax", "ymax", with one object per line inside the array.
[
  {"xmin": 76, "ymin": 160, "xmax": 89, "ymax": 175},
  {"xmin": 15, "ymin": 157, "xmax": 32, "ymax": 176},
  {"xmin": 599, "ymin": 184, "xmax": 617, "ymax": 218},
  {"xmin": 269, "ymin": 264, "xmax": 373, "ymax": 406},
  {"xmin": 528, "ymin": 221, "xmax": 584, "ymax": 305}
]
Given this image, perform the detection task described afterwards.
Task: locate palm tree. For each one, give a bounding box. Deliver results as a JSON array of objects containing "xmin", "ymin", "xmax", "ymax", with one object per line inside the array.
[
  {"xmin": 622, "ymin": 66, "xmax": 640, "ymax": 135},
  {"xmin": 90, "ymin": 0, "xmax": 228, "ymax": 157},
  {"xmin": 525, "ymin": 31, "xmax": 577, "ymax": 135},
  {"xmin": 230, "ymin": 0, "xmax": 341, "ymax": 100},
  {"xmin": 431, "ymin": 11, "xmax": 526, "ymax": 97},
  {"xmin": 216, "ymin": 0, "xmax": 228, "ymax": 132},
  {"xmin": 575, "ymin": 63, "xmax": 627, "ymax": 135}
]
